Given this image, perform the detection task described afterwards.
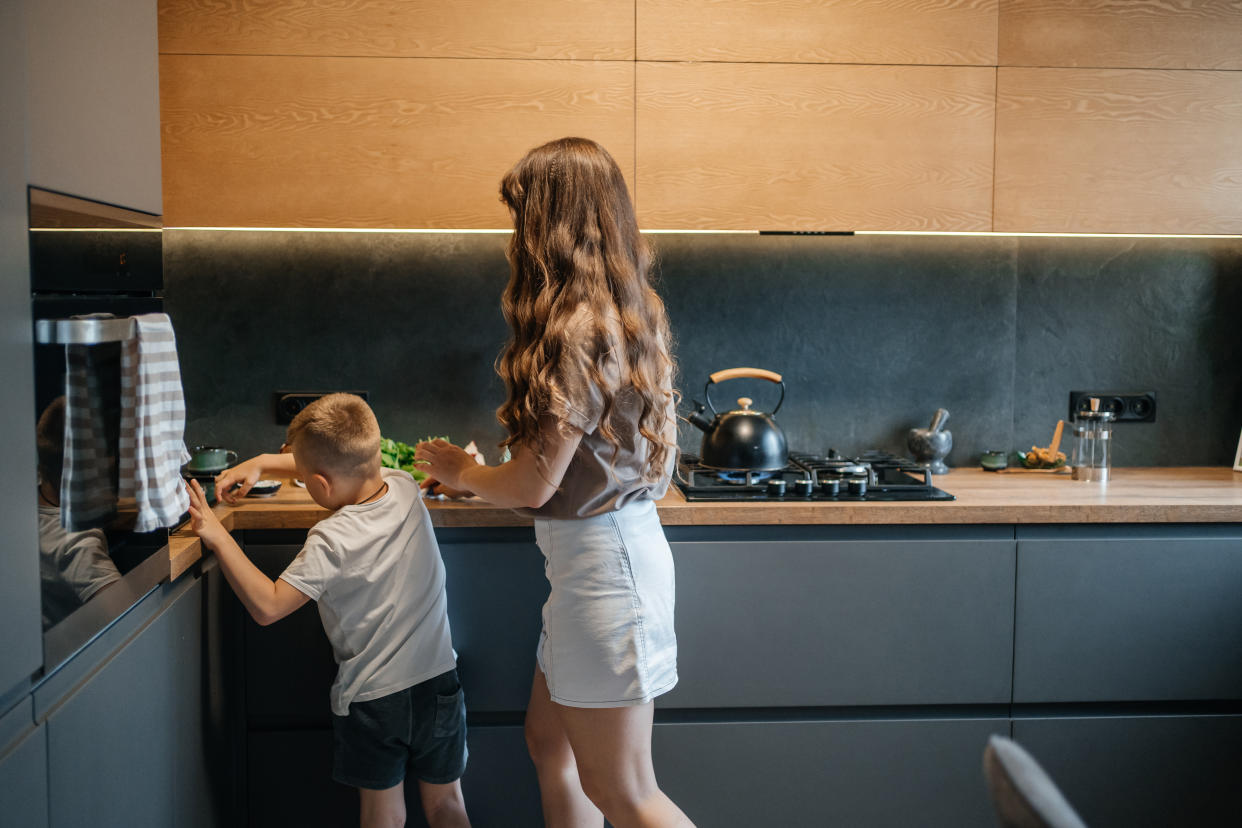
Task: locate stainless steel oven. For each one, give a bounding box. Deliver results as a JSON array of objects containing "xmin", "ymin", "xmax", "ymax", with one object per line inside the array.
[{"xmin": 28, "ymin": 187, "xmax": 177, "ymax": 671}]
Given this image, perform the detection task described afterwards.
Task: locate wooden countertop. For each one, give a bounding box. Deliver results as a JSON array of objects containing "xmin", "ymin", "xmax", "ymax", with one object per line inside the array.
[{"xmin": 168, "ymin": 467, "xmax": 1242, "ymax": 577}]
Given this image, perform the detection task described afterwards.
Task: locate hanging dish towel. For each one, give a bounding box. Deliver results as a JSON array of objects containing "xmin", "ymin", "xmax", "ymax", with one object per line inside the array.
[
  {"xmin": 60, "ymin": 342, "xmax": 123, "ymax": 530},
  {"xmin": 118, "ymin": 313, "xmax": 191, "ymax": 533}
]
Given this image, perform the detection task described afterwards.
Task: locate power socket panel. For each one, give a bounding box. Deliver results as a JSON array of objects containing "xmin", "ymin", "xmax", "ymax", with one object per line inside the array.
[
  {"xmin": 274, "ymin": 390, "xmax": 369, "ymax": 424},
  {"xmin": 1068, "ymin": 390, "xmax": 1156, "ymax": 423}
]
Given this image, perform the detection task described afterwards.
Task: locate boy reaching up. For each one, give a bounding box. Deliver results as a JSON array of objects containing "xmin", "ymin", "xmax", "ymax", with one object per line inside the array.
[{"xmin": 188, "ymin": 393, "xmax": 469, "ymax": 828}]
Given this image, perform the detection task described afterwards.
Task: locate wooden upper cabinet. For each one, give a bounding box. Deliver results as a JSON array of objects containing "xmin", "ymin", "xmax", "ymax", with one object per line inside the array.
[
  {"xmin": 158, "ymin": 0, "xmax": 634, "ymax": 60},
  {"xmin": 159, "ymin": 56, "xmax": 634, "ymax": 227},
  {"xmin": 637, "ymin": 0, "xmax": 998, "ymax": 65},
  {"xmin": 999, "ymin": 0, "xmax": 1242, "ymax": 70},
  {"xmin": 994, "ymin": 68, "xmax": 1242, "ymax": 234},
  {"xmin": 636, "ymin": 62, "xmax": 995, "ymax": 231}
]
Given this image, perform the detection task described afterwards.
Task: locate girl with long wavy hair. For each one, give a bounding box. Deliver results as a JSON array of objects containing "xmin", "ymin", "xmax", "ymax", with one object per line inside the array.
[{"xmin": 415, "ymin": 137, "xmax": 693, "ymax": 828}]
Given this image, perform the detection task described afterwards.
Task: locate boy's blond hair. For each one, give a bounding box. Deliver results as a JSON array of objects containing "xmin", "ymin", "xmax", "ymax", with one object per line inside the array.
[{"xmin": 286, "ymin": 393, "xmax": 381, "ymax": 479}]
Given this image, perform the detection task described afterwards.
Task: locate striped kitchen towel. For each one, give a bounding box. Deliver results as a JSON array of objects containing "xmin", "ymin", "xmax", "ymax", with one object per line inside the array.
[
  {"xmin": 60, "ymin": 342, "xmax": 122, "ymax": 530},
  {"xmin": 118, "ymin": 313, "xmax": 191, "ymax": 533}
]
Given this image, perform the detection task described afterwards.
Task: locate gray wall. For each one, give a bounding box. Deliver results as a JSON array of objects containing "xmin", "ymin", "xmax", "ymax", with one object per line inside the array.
[{"xmin": 166, "ymin": 231, "xmax": 1242, "ymax": 469}]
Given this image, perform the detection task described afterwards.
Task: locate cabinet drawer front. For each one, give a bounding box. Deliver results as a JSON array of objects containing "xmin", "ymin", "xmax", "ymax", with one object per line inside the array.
[
  {"xmin": 1012, "ymin": 715, "xmax": 1242, "ymax": 828},
  {"xmin": 662, "ymin": 539, "xmax": 1015, "ymax": 708},
  {"xmin": 654, "ymin": 718, "xmax": 1003, "ymax": 828},
  {"xmin": 1014, "ymin": 537, "xmax": 1242, "ymax": 702}
]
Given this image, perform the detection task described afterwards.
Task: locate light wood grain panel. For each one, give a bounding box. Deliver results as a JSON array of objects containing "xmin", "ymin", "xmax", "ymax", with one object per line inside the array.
[
  {"xmin": 160, "ymin": 56, "xmax": 634, "ymax": 228},
  {"xmin": 635, "ymin": 62, "xmax": 995, "ymax": 231},
  {"xmin": 158, "ymin": 0, "xmax": 634, "ymax": 60},
  {"xmin": 994, "ymin": 68, "xmax": 1242, "ymax": 234},
  {"xmin": 637, "ymin": 0, "xmax": 997, "ymax": 65},
  {"xmin": 1000, "ymin": 0, "xmax": 1242, "ymax": 70}
]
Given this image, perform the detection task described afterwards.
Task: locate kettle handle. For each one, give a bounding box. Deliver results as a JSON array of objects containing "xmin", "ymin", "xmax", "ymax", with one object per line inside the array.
[
  {"xmin": 704, "ymin": 367, "xmax": 785, "ymax": 415},
  {"xmin": 709, "ymin": 367, "xmax": 783, "ymax": 385}
]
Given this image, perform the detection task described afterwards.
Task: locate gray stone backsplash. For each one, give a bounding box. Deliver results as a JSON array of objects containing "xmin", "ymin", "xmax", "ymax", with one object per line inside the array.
[{"xmin": 164, "ymin": 231, "xmax": 1242, "ymax": 470}]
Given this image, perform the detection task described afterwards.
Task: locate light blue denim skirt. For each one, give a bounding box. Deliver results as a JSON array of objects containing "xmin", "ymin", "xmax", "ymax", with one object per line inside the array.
[{"xmin": 533, "ymin": 498, "xmax": 678, "ymax": 708}]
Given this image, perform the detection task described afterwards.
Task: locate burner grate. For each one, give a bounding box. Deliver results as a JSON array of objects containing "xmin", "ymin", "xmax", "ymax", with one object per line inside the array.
[{"xmin": 675, "ymin": 450, "xmax": 954, "ymax": 502}]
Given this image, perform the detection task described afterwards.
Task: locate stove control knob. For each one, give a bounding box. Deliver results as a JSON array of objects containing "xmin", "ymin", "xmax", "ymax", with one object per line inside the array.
[
  {"xmin": 847, "ymin": 478, "xmax": 868, "ymax": 497},
  {"xmin": 766, "ymin": 478, "xmax": 786, "ymax": 498},
  {"xmin": 819, "ymin": 479, "xmax": 840, "ymax": 497},
  {"xmin": 793, "ymin": 479, "xmax": 813, "ymax": 497}
]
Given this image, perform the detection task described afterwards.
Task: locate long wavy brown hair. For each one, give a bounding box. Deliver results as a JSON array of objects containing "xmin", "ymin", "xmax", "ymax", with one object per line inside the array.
[{"xmin": 496, "ymin": 137, "xmax": 677, "ymax": 481}]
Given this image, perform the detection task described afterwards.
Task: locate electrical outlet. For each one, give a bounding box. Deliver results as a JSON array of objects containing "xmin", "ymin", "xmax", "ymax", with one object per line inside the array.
[
  {"xmin": 274, "ymin": 390, "xmax": 369, "ymax": 424},
  {"xmin": 1068, "ymin": 390, "xmax": 1156, "ymax": 423}
]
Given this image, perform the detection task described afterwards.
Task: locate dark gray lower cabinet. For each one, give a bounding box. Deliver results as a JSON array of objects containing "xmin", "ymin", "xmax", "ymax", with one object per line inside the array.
[
  {"xmin": 237, "ymin": 527, "xmax": 1016, "ymax": 827},
  {"xmin": 41, "ymin": 574, "xmax": 218, "ymax": 828},
  {"xmin": 1014, "ymin": 526, "xmax": 1242, "ymax": 703},
  {"xmin": 654, "ymin": 718, "xmax": 1005, "ymax": 828},
  {"xmin": 247, "ymin": 725, "xmax": 541, "ymax": 828},
  {"xmin": 0, "ymin": 700, "xmax": 48, "ymax": 828},
  {"xmin": 665, "ymin": 535, "xmax": 1016, "ymax": 708},
  {"xmin": 1012, "ymin": 715, "xmax": 1242, "ymax": 828}
]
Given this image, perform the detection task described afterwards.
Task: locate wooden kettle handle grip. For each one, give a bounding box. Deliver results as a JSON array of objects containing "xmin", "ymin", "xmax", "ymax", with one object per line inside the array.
[{"xmin": 708, "ymin": 367, "xmax": 783, "ymax": 384}]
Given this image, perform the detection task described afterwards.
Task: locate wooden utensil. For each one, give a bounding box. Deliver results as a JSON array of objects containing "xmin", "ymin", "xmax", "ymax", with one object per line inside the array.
[{"xmin": 1047, "ymin": 419, "xmax": 1064, "ymax": 462}]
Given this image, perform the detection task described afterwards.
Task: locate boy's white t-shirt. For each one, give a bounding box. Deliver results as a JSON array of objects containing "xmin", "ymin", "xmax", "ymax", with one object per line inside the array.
[{"xmin": 279, "ymin": 467, "xmax": 456, "ymax": 716}]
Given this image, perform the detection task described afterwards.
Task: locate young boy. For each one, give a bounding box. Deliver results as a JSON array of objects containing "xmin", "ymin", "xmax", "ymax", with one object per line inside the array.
[{"xmin": 186, "ymin": 393, "xmax": 470, "ymax": 828}]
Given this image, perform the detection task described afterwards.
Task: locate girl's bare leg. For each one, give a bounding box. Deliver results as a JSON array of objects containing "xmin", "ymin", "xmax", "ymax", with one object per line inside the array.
[
  {"xmin": 555, "ymin": 701, "xmax": 695, "ymax": 828},
  {"xmin": 525, "ymin": 666, "xmax": 605, "ymax": 828},
  {"xmin": 359, "ymin": 781, "xmax": 406, "ymax": 828},
  {"xmin": 416, "ymin": 779, "xmax": 470, "ymax": 828}
]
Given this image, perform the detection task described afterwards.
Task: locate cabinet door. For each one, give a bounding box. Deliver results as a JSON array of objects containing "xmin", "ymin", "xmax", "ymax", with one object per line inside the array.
[
  {"xmin": 0, "ymin": 700, "xmax": 48, "ymax": 828},
  {"xmin": 25, "ymin": 0, "xmax": 161, "ymax": 213},
  {"xmin": 994, "ymin": 67, "xmax": 1242, "ymax": 234},
  {"xmin": 248, "ymin": 724, "xmax": 543, "ymax": 828},
  {"xmin": 661, "ymin": 537, "xmax": 1016, "ymax": 708},
  {"xmin": 0, "ymin": 0, "xmax": 42, "ymax": 701},
  {"xmin": 440, "ymin": 537, "xmax": 549, "ymax": 712},
  {"xmin": 1012, "ymin": 715, "xmax": 1242, "ymax": 828},
  {"xmin": 636, "ymin": 62, "xmax": 996, "ymax": 231},
  {"xmin": 159, "ymin": 56, "xmax": 634, "ymax": 228},
  {"xmin": 45, "ymin": 579, "xmax": 204, "ymax": 828},
  {"xmin": 1013, "ymin": 531, "xmax": 1242, "ymax": 702},
  {"xmin": 243, "ymin": 544, "xmax": 338, "ymax": 727},
  {"xmin": 653, "ymin": 717, "xmax": 1004, "ymax": 828}
]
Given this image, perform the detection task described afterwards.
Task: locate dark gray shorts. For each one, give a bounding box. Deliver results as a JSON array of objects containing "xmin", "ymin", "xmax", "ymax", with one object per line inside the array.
[{"xmin": 331, "ymin": 668, "xmax": 467, "ymax": 790}]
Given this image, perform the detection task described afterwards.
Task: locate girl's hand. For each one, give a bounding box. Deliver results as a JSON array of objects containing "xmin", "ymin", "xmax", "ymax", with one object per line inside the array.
[
  {"xmin": 215, "ymin": 456, "xmax": 265, "ymax": 503},
  {"xmin": 414, "ymin": 439, "xmax": 478, "ymax": 491},
  {"xmin": 186, "ymin": 479, "xmax": 230, "ymax": 550},
  {"xmin": 419, "ymin": 476, "xmax": 474, "ymax": 499}
]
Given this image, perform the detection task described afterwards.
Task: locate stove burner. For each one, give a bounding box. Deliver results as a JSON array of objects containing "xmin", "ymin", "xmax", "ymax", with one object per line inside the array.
[
  {"xmin": 675, "ymin": 450, "xmax": 955, "ymax": 502},
  {"xmin": 714, "ymin": 469, "xmax": 775, "ymax": 485}
]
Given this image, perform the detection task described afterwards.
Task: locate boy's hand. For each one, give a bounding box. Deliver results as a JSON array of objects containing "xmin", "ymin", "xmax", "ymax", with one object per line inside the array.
[
  {"xmin": 414, "ymin": 439, "xmax": 477, "ymax": 491},
  {"xmin": 186, "ymin": 479, "xmax": 230, "ymax": 549},
  {"xmin": 215, "ymin": 455, "xmax": 265, "ymax": 503}
]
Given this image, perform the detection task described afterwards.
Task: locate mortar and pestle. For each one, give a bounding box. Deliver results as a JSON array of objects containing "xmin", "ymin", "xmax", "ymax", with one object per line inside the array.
[{"xmin": 907, "ymin": 408, "xmax": 952, "ymax": 475}]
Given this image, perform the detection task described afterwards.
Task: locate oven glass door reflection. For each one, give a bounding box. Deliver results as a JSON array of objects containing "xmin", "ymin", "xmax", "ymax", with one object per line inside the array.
[{"xmin": 29, "ymin": 187, "xmax": 173, "ymax": 672}]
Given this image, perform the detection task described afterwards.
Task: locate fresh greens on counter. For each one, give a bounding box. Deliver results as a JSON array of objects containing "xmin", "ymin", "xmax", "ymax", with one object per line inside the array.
[{"xmin": 380, "ymin": 436, "xmax": 448, "ymax": 481}]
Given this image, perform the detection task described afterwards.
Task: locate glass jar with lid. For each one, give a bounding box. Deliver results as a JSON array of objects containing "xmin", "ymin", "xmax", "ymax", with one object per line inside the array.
[{"xmin": 1070, "ymin": 398, "xmax": 1115, "ymax": 482}]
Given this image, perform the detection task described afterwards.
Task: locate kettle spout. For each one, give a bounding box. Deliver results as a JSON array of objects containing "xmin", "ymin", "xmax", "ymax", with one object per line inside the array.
[{"xmin": 686, "ymin": 401, "xmax": 714, "ymax": 433}]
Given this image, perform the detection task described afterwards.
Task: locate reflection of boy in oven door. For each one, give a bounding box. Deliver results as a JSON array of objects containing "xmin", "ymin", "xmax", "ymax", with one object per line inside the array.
[{"xmin": 36, "ymin": 397, "xmax": 121, "ymax": 629}]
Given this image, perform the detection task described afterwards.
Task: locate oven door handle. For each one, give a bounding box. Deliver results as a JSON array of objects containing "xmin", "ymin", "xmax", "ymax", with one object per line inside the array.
[{"xmin": 35, "ymin": 315, "xmax": 137, "ymax": 345}]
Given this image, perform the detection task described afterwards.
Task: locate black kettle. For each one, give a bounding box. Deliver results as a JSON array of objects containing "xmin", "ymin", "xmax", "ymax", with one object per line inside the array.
[{"xmin": 686, "ymin": 367, "xmax": 788, "ymax": 471}]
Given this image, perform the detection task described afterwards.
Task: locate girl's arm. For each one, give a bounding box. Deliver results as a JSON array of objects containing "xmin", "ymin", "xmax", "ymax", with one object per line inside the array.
[{"xmin": 415, "ymin": 416, "xmax": 582, "ymax": 510}]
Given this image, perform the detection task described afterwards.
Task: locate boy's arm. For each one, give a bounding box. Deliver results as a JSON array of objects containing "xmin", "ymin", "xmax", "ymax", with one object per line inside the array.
[
  {"xmin": 216, "ymin": 452, "xmax": 298, "ymax": 503},
  {"xmin": 186, "ymin": 480, "xmax": 309, "ymax": 625}
]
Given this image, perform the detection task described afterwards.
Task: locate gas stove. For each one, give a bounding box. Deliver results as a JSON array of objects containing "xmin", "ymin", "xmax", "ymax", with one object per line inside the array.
[{"xmin": 675, "ymin": 450, "xmax": 955, "ymax": 502}]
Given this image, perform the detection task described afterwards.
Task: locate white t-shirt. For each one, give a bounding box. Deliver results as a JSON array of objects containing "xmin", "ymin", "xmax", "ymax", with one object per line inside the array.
[
  {"xmin": 39, "ymin": 504, "xmax": 122, "ymax": 629},
  {"xmin": 279, "ymin": 468, "xmax": 456, "ymax": 716}
]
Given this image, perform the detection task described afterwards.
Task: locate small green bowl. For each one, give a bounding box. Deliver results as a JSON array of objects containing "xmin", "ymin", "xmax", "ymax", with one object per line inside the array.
[{"xmin": 979, "ymin": 449, "xmax": 1008, "ymax": 471}]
